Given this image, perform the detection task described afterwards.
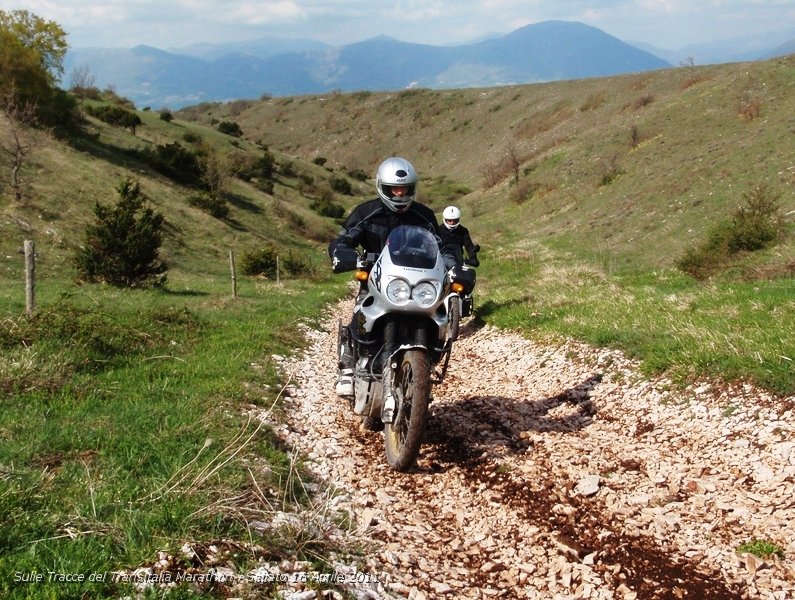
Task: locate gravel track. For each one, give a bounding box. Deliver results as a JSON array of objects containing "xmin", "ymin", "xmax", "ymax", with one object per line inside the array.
[{"xmin": 273, "ymin": 297, "xmax": 795, "ymax": 599}]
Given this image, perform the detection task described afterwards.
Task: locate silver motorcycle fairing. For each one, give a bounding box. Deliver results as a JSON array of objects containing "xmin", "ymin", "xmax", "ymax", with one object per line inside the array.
[
  {"xmin": 351, "ymin": 226, "xmax": 452, "ymax": 418},
  {"xmin": 357, "ymin": 228, "xmax": 449, "ymax": 339}
]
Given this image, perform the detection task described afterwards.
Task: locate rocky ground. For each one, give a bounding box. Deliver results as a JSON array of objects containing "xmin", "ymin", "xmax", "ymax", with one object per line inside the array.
[{"xmin": 264, "ymin": 297, "xmax": 795, "ymax": 600}]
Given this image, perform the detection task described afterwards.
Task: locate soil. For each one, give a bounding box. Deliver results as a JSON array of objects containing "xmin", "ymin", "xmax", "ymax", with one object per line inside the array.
[{"xmin": 270, "ymin": 297, "xmax": 795, "ymax": 599}]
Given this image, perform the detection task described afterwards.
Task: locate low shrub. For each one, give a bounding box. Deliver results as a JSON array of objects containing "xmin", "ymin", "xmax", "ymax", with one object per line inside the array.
[
  {"xmin": 133, "ymin": 142, "xmax": 202, "ymax": 184},
  {"xmin": 310, "ymin": 191, "xmax": 345, "ymax": 218},
  {"xmin": 239, "ymin": 246, "xmax": 313, "ymax": 278},
  {"xmin": 86, "ymin": 103, "xmax": 142, "ymax": 134},
  {"xmin": 187, "ymin": 193, "xmax": 229, "ymax": 219},
  {"xmin": 217, "ymin": 120, "xmax": 243, "ymax": 137},
  {"xmin": 346, "ymin": 168, "xmax": 369, "ymax": 182},
  {"xmin": 236, "ymin": 150, "xmax": 276, "ymax": 182},
  {"xmin": 677, "ymin": 185, "xmax": 787, "ymax": 279},
  {"xmin": 330, "ymin": 176, "xmax": 353, "ymax": 195},
  {"xmin": 183, "ymin": 131, "xmax": 202, "ymax": 144}
]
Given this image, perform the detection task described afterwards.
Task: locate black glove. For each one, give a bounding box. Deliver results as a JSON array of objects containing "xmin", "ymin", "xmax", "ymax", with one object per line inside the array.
[
  {"xmin": 331, "ymin": 246, "xmax": 359, "ymax": 273},
  {"xmin": 465, "ymin": 255, "xmax": 480, "ymax": 268}
]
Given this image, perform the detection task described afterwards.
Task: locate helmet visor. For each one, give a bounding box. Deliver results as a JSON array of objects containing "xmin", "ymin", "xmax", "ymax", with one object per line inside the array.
[
  {"xmin": 382, "ymin": 183, "xmax": 415, "ymax": 198},
  {"xmin": 445, "ymin": 218, "xmax": 460, "ymax": 227}
]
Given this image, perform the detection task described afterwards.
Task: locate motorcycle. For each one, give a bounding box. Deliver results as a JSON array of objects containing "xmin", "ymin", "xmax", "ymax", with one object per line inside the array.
[{"xmin": 332, "ymin": 225, "xmax": 476, "ymax": 471}]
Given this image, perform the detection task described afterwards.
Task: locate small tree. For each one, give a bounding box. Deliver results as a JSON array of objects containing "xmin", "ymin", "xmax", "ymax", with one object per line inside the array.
[
  {"xmin": 197, "ymin": 140, "xmax": 232, "ymax": 204},
  {"xmin": 75, "ymin": 179, "xmax": 167, "ymax": 287},
  {"xmin": 69, "ymin": 64, "xmax": 97, "ymax": 98},
  {"xmin": 0, "ymin": 87, "xmax": 42, "ymax": 202}
]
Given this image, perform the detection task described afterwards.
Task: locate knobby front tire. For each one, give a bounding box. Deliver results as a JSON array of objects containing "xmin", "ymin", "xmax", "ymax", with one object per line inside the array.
[{"xmin": 384, "ymin": 349, "xmax": 430, "ymax": 472}]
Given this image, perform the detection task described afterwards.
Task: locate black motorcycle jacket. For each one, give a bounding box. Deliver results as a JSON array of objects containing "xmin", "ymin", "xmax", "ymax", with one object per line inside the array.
[
  {"xmin": 328, "ymin": 199, "xmax": 459, "ymax": 268},
  {"xmin": 438, "ymin": 224, "xmax": 479, "ymax": 267}
]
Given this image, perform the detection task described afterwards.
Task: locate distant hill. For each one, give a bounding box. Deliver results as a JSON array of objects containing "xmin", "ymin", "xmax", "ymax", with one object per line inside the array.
[
  {"xmin": 64, "ymin": 21, "xmax": 670, "ymax": 109},
  {"xmin": 762, "ymin": 38, "xmax": 795, "ymax": 60},
  {"xmin": 170, "ymin": 36, "xmax": 330, "ymax": 61},
  {"xmin": 631, "ymin": 26, "xmax": 795, "ymax": 65}
]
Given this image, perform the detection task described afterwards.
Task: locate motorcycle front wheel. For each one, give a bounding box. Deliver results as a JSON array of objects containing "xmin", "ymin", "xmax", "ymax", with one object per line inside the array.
[{"xmin": 384, "ymin": 349, "xmax": 430, "ymax": 472}]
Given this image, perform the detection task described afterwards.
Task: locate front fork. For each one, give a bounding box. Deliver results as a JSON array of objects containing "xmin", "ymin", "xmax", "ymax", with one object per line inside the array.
[
  {"xmin": 381, "ymin": 320, "xmax": 398, "ymax": 423},
  {"xmin": 380, "ymin": 319, "xmax": 430, "ymax": 424}
]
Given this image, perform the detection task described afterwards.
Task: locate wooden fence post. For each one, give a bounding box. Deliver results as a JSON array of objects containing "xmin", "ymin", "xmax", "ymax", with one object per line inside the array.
[
  {"xmin": 228, "ymin": 250, "xmax": 237, "ymax": 299},
  {"xmin": 24, "ymin": 239, "xmax": 35, "ymax": 314},
  {"xmin": 276, "ymin": 255, "xmax": 280, "ymax": 285}
]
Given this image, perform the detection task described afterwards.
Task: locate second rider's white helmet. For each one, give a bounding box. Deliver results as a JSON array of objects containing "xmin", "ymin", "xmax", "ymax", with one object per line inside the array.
[
  {"xmin": 443, "ymin": 205, "xmax": 461, "ymax": 230},
  {"xmin": 376, "ymin": 157, "xmax": 418, "ymax": 213}
]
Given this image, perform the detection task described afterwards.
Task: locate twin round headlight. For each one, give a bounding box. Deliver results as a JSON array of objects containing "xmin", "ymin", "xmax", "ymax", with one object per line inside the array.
[{"xmin": 386, "ymin": 279, "xmax": 437, "ymax": 307}]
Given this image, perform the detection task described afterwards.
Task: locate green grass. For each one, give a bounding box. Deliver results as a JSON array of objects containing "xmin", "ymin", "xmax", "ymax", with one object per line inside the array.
[
  {"xmin": 476, "ymin": 252, "xmax": 795, "ymax": 396},
  {"xmin": 736, "ymin": 540, "xmax": 786, "ymax": 560},
  {"xmin": 2, "ymin": 54, "xmax": 795, "ymax": 599},
  {"xmin": 0, "ymin": 274, "xmax": 348, "ymax": 599}
]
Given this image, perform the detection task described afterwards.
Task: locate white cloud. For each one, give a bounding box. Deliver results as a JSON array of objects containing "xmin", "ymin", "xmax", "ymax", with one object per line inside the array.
[
  {"xmin": 222, "ymin": 1, "xmax": 307, "ymax": 25},
  {"xmin": 635, "ymin": 0, "xmax": 680, "ymax": 11},
  {"xmin": 2, "ymin": 0, "xmax": 793, "ymax": 50}
]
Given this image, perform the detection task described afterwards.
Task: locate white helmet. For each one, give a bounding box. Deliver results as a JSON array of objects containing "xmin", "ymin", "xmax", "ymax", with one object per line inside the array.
[
  {"xmin": 443, "ymin": 205, "xmax": 461, "ymax": 230},
  {"xmin": 376, "ymin": 157, "xmax": 418, "ymax": 213}
]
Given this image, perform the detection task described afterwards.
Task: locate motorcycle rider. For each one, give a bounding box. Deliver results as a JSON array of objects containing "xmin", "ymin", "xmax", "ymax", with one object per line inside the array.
[
  {"xmin": 438, "ymin": 205, "xmax": 480, "ymax": 267},
  {"xmin": 328, "ymin": 157, "xmax": 458, "ymax": 397}
]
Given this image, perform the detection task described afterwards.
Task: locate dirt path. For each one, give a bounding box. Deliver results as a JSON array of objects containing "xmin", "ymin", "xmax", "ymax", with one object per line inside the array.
[{"xmin": 272, "ymin": 297, "xmax": 795, "ymax": 599}]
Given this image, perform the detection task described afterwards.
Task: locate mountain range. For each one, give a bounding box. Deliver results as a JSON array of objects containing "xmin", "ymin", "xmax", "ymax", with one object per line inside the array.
[{"xmin": 62, "ymin": 20, "xmax": 794, "ymax": 110}]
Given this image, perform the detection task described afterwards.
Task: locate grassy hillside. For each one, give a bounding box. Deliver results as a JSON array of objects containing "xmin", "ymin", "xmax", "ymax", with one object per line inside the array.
[
  {"xmin": 1, "ymin": 104, "xmax": 365, "ymax": 289},
  {"xmin": 2, "ymin": 100, "xmax": 364, "ymax": 598},
  {"xmin": 1, "ymin": 55, "xmax": 793, "ymax": 393},
  {"xmin": 177, "ymin": 56, "xmax": 795, "ymax": 394},
  {"xmin": 2, "ymin": 48, "xmax": 794, "ymax": 600},
  {"xmin": 183, "ymin": 56, "xmax": 795, "ymax": 274}
]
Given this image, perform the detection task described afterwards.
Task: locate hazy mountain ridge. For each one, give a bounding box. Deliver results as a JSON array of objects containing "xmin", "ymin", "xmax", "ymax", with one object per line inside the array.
[
  {"xmin": 632, "ymin": 25, "xmax": 795, "ymax": 65},
  {"xmin": 64, "ymin": 21, "xmax": 669, "ymax": 108},
  {"xmin": 62, "ymin": 20, "xmax": 794, "ymax": 110}
]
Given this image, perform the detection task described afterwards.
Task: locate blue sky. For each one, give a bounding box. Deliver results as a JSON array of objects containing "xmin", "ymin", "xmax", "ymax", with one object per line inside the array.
[{"xmin": 3, "ymin": 0, "xmax": 795, "ymax": 51}]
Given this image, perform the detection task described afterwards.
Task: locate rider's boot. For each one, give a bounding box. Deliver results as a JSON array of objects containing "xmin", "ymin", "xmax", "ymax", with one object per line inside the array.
[
  {"xmin": 335, "ymin": 368, "xmax": 354, "ymax": 397},
  {"xmin": 335, "ymin": 321, "xmax": 355, "ymax": 398}
]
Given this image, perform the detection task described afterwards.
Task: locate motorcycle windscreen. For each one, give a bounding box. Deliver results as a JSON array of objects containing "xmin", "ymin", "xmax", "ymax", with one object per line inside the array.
[{"xmin": 385, "ymin": 225, "xmax": 440, "ymax": 270}]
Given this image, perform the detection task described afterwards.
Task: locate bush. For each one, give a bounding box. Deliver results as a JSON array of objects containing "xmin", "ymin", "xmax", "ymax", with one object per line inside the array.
[
  {"xmin": 511, "ymin": 179, "xmax": 543, "ymax": 204},
  {"xmin": 254, "ymin": 179, "xmax": 274, "ymax": 194},
  {"xmin": 217, "ymin": 120, "xmax": 243, "ymax": 137},
  {"xmin": 599, "ymin": 156, "xmax": 624, "ymax": 186},
  {"xmin": 86, "ymin": 104, "xmax": 142, "ymax": 134},
  {"xmin": 236, "ymin": 150, "xmax": 275, "ymax": 182},
  {"xmin": 187, "ymin": 193, "xmax": 229, "ymax": 219},
  {"xmin": 677, "ymin": 185, "xmax": 787, "ymax": 279},
  {"xmin": 240, "ymin": 246, "xmax": 278, "ymax": 276},
  {"xmin": 239, "ymin": 247, "xmax": 312, "ymax": 278},
  {"xmin": 346, "ymin": 168, "xmax": 369, "ymax": 182},
  {"xmin": 133, "ymin": 142, "xmax": 202, "ymax": 184},
  {"xmin": 726, "ymin": 185, "xmax": 784, "ymax": 253},
  {"xmin": 183, "ymin": 131, "xmax": 202, "ymax": 144},
  {"xmin": 279, "ymin": 161, "xmax": 296, "ymax": 178},
  {"xmin": 310, "ymin": 191, "xmax": 345, "ymax": 218},
  {"xmin": 330, "ymin": 176, "xmax": 353, "ymax": 195},
  {"xmin": 74, "ymin": 179, "xmax": 167, "ymax": 287}
]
